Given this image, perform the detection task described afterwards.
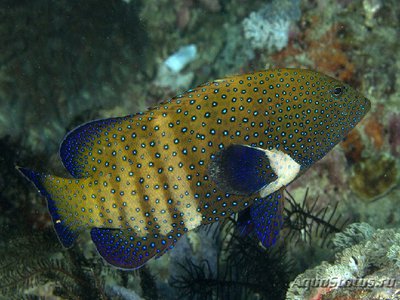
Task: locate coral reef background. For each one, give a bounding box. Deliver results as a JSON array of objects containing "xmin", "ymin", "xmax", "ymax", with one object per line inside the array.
[{"xmin": 0, "ymin": 0, "xmax": 399, "ymax": 299}]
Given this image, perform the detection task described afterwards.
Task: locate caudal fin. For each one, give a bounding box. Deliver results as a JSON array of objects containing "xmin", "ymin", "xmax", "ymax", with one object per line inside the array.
[{"xmin": 17, "ymin": 167, "xmax": 83, "ymax": 248}]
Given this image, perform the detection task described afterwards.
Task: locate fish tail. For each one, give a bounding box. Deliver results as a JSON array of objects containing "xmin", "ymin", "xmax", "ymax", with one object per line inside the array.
[{"xmin": 17, "ymin": 167, "xmax": 86, "ymax": 248}]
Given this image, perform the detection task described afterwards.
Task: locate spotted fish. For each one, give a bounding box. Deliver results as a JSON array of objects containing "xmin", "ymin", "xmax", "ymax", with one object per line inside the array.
[{"xmin": 19, "ymin": 69, "xmax": 370, "ymax": 269}]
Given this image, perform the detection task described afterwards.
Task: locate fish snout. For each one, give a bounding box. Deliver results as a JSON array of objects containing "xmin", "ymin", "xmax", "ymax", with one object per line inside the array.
[{"xmin": 364, "ymin": 97, "xmax": 372, "ymax": 112}]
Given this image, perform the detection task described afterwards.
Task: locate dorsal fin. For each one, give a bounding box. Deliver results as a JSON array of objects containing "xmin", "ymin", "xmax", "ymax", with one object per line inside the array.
[
  {"xmin": 59, "ymin": 117, "xmax": 121, "ymax": 178},
  {"xmin": 60, "ymin": 76, "xmax": 266, "ymax": 179}
]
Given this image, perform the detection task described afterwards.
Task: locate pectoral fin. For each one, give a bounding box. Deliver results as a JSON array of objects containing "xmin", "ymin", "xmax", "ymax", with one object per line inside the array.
[
  {"xmin": 209, "ymin": 144, "xmax": 277, "ymax": 195},
  {"xmin": 209, "ymin": 144, "xmax": 301, "ymax": 197}
]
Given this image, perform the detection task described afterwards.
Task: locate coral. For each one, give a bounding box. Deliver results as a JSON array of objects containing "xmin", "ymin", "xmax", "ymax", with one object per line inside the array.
[
  {"xmin": 164, "ymin": 44, "xmax": 197, "ymax": 73},
  {"xmin": 153, "ymin": 44, "xmax": 197, "ymax": 91},
  {"xmin": 242, "ymin": 0, "xmax": 301, "ymax": 52},
  {"xmin": 344, "ymin": 0, "xmax": 400, "ymax": 108},
  {"xmin": 363, "ymin": 0, "xmax": 383, "ymax": 27},
  {"xmin": 213, "ymin": 24, "xmax": 255, "ymax": 74},
  {"xmin": 363, "ymin": 110, "xmax": 385, "ymax": 150},
  {"xmin": 140, "ymin": 0, "xmax": 260, "ymax": 93},
  {"xmin": 270, "ymin": 6, "xmax": 364, "ymax": 84},
  {"xmin": 106, "ymin": 285, "xmax": 144, "ymax": 300},
  {"xmin": 340, "ymin": 129, "xmax": 365, "ymax": 163},
  {"xmin": 286, "ymin": 224, "xmax": 400, "ymax": 300},
  {"xmin": 243, "ymin": 13, "xmax": 291, "ymax": 52},
  {"xmin": 349, "ymin": 155, "xmax": 398, "ymax": 201},
  {"xmin": 153, "ymin": 62, "xmax": 195, "ymax": 92},
  {"xmin": 386, "ymin": 233, "xmax": 400, "ymax": 269},
  {"xmin": 331, "ymin": 223, "xmax": 375, "ymax": 251},
  {"xmin": 307, "ymin": 24, "xmax": 355, "ymax": 82}
]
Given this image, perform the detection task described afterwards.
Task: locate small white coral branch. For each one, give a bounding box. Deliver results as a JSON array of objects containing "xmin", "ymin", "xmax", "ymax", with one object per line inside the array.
[{"xmin": 242, "ymin": 11, "xmax": 290, "ymax": 52}]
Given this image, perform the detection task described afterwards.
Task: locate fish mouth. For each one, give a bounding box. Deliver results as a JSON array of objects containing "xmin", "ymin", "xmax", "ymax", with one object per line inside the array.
[
  {"xmin": 364, "ymin": 97, "xmax": 372, "ymax": 112},
  {"xmin": 348, "ymin": 98, "xmax": 371, "ymax": 128}
]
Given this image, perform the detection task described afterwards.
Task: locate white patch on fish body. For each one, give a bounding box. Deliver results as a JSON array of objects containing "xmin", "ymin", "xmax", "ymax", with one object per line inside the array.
[
  {"xmin": 182, "ymin": 208, "xmax": 203, "ymax": 230},
  {"xmin": 258, "ymin": 148, "xmax": 300, "ymax": 197}
]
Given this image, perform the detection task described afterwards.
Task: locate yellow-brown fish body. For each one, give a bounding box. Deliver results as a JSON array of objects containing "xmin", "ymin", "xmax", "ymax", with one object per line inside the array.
[{"xmin": 19, "ymin": 69, "xmax": 370, "ymax": 269}]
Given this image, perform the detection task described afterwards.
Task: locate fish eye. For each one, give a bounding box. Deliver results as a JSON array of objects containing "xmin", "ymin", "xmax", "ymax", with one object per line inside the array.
[{"xmin": 332, "ymin": 86, "xmax": 344, "ymax": 97}]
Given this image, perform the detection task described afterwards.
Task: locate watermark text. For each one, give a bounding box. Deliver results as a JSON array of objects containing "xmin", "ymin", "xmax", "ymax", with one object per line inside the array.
[{"xmin": 292, "ymin": 277, "xmax": 397, "ymax": 290}]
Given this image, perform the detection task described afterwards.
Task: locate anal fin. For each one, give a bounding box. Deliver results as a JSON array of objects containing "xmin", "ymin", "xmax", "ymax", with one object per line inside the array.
[{"xmin": 90, "ymin": 228, "xmax": 179, "ymax": 269}]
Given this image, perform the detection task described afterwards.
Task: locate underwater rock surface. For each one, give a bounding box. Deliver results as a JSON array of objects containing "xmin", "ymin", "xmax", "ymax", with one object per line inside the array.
[{"xmin": 287, "ymin": 223, "xmax": 400, "ymax": 300}]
